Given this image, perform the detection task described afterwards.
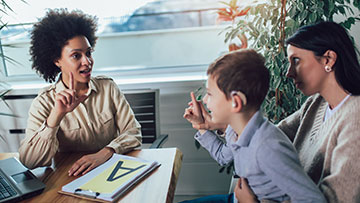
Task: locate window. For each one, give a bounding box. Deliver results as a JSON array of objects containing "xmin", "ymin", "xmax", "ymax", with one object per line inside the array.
[{"xmin": 0, "ymin": 0, "xmax": 227, "ymax": 81}]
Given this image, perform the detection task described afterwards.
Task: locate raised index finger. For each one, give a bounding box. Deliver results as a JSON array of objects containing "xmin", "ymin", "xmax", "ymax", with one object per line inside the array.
[
  {"xmin": 190, "ymin": 91, "xmax": 198, "ymax": 104},
  {"xmin": 190, "ymin": 92, "xmax": 200, "ymax": 109},
  {"xmin": 69, "ymin": 72, "xmax": 74, "ymax": 90}
]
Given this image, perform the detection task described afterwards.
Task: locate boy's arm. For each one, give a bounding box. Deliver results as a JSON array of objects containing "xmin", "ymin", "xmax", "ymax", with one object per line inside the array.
[{"xmin": 195, "ymin": 128, "xmax": 234, "ymax": 166}]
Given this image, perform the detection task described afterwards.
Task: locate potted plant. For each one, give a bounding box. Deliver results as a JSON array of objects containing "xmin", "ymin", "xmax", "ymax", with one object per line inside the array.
[
  {"xmin": 0, "ymin": 1, "xmax": 26, "ymax": 143},
  {"xmin": 217, "ymin": 0, "xmax": 360, "ymax": 123},
  {"xmin": 208, "ymin": 0, "xmax": 360, "ymax": 174}
]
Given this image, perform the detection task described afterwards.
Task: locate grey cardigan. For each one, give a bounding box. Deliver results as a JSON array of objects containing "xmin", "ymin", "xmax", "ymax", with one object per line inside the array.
[{"xmin": 278, "ymin": 94, "xmax": 360, "ymax": 203}]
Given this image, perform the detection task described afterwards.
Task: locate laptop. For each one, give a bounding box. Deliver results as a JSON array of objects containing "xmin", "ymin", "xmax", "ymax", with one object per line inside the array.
[{"xmin": 0, "ymin": 157, "xmax": 45, "ymax": 202}]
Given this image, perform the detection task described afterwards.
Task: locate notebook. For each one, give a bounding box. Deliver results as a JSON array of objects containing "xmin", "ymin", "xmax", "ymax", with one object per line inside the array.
[
  {"xmin": 0, "ymin": 157, "xmax": 46, "ymax": 203},
  {"xmin": 59, "ymin": 154, "xmax": 160, "ymax": 202}
]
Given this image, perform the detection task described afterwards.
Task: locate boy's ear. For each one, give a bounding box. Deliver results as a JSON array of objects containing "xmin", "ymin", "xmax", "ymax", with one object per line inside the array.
[{"xmin": 231, "ymin": 95, "xmax": 243, "ymax": 113}]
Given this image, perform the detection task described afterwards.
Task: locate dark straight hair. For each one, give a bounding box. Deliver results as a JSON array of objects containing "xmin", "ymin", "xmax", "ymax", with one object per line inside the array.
[{"xmin": 286, "ymin": 21, "xmax": 360, "ymax": 95}]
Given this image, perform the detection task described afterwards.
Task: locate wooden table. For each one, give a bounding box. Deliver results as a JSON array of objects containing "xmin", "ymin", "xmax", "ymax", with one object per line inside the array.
[{"xmin": 0, "ymin": 148, "xmax": 183, "ymax": 203}]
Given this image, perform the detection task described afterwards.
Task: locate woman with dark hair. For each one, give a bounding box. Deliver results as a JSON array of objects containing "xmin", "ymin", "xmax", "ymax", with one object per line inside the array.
[
  {"xmin": 18, "ymin": 9, "xmax": 142, "ymax": 176},
  {"xmin": 234, "ymin": 21, "xmax": 360, "ymax": 202}
]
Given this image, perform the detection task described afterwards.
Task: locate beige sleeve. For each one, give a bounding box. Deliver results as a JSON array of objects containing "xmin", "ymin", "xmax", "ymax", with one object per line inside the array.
[
  {"xmin": 106, "ymin": 82, "xmax": 142, "ymax": 154},
  {"xmin": 18, "ymin": 95, "xmax": 60, "ymax": 169},
  {"xmin": 319, "ymin": 117, "xmax": 360, "ymax": 203},
  {"xmin": 276, "ymin": 109, "xmax": 301, "ymax": 142}
]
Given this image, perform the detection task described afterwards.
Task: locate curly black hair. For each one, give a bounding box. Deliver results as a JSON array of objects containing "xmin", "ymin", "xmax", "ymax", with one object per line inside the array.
[{"xmin": 30, "ymin": 8, "xmax": 98, "ymax": 83}]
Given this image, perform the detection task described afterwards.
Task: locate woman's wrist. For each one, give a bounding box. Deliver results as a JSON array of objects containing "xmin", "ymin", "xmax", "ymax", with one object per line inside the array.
[
  {"xmin": 47, "ymin": 109, "xmax": 66, "ymax": 128},
  {"xmin": 101, "ymin": 147, "xmax": 115, "ymax": 159}
]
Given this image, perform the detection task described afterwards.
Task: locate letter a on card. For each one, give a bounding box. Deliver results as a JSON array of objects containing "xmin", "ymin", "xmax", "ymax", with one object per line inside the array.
[{"xmin": 79, "ymin": 159, "xmax": 149, "ymax": 194}]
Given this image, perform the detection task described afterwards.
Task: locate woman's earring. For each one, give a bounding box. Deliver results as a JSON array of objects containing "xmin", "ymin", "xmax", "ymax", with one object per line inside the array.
[{"xmin": 325, "ymin": 65, "xmax": 332, "ymax": 73}]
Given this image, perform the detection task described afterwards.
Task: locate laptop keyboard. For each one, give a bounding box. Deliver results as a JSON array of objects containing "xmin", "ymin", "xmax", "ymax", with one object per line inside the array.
[{"xmin": 0, "ymin": 174, "xmax": 17, "ymax": 200}]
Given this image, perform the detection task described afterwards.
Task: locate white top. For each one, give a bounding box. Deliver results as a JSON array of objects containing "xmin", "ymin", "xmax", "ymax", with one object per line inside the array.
[{"xmin": 324, "ymin": 94, "xmax": 351, "ymax": 121}]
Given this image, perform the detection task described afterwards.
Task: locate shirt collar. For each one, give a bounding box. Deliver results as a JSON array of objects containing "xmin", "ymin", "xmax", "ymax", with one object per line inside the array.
[
  {"xmin": 231, "ymin": 111, "xmax": 265, "ymax": 147},
  {"xmin": 54, "ymin": 74, "xmax": 98, "ymax": 95}
]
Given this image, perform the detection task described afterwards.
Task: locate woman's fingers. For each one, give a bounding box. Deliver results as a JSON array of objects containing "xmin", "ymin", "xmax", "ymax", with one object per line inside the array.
[
  {"xmin": 73, "ymin": 163, "xmax": 91, "ymax": 176},
  {"xmin": 56, "ymin": 89, "xmax": 86, "ymax": 110},
  {"xmin": 77, "ymin": 95, "xmax": 88, "ymax": 104},
  {"xmin": 69, "ymin": 158, "xmax": 90, "ymax": 176},
  {"xmin": 68, "ymin": 72, "xmax": 76, "ymax": 104},
  {"xmin": 57, "ymin": 91, "xmax": 75, "ymax": 106},
  {"xmin": 82, "ymin": 163, "xmax": 96, "ymax": 175},
  {"xmin": 69, "ymin": 72, "xmax": 74, "ymax": 90},
  {"xmin": 56, "ymin": 93, "xmax": 70, "ymax": 106},
  {"xmin": 68, "ymin": 161, "xmax": 81, "ymax": 176}
]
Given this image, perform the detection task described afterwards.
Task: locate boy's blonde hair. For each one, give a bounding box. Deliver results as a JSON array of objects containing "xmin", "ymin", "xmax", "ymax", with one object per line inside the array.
[{"xmin": 207, "ymin": 49, "xmax": 269, "ymax": 110}]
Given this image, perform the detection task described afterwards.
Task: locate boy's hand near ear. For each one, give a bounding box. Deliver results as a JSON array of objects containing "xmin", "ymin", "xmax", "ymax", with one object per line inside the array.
[{"xmin": 183, "ymin": 92, "xmax": 226, "ymax": 132}]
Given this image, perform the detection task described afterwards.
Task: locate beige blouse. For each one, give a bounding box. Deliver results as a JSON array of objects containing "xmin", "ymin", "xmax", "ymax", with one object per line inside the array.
[{"xmin": 19, "ymin": 76, "xmax": 142, "ymax": 169}]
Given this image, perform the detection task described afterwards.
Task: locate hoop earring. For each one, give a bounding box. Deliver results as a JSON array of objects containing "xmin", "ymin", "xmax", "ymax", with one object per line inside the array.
[{"xmin": 325, "ymin": 65, "xmax": 332, "ymax": 73}]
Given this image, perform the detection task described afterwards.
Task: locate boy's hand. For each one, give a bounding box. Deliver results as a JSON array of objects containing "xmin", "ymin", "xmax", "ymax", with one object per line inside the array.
[
  {"xmin": 183, "ymin": 92, "xmax": 205, "ymax": 125},
  {"xmin": 183, "ymin": 92, "xmax": 226, "ymax": 131}
]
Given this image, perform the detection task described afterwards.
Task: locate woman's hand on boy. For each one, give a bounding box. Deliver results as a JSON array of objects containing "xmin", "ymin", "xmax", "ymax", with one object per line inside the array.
[{"xmin": 234, "ymin": 177, "xmax": 258, "ymax": 203}]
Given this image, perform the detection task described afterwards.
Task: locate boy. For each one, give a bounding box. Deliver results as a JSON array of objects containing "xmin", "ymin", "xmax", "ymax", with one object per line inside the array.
[{"xmin": 183, "ymin": 49, "xmax": 325, "ymax": 202}]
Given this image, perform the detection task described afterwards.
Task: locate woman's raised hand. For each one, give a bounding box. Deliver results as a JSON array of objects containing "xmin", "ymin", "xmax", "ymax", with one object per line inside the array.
[
  {"xmin": 46, "ymin": 72, "xmax": 88, "ymax": 127},
  {"xmin": 54, "ymin": 72, "xmax": 88, "ymax": 115}
]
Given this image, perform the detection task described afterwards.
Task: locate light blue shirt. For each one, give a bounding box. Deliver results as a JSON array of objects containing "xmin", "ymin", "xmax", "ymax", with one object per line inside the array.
[{"xmin": 195, "ymin": 111, "xmax": 326, "ymax": 202}]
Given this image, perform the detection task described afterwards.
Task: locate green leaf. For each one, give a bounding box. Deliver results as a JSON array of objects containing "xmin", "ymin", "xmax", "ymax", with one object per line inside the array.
[
  {"xmin": 299, "ymin": 10, "xmax": 308, "ymax": 22},
  {"xmin": 0, "ymin": 112, "xmax": 18, "ymax": 117},
  {"xmin": 289, "ymin": 5, "xmax": 297, "ymax": 18},
  {"xmin": 329, "ymin": 0, "xmax": 335, "ymax": 13},
  {"xmin": 275, "ymin": 29, "xmax": 280, "ymax": 39},
  {"xmin": 285, "ymin": 19, "xmax": 295, "ymax": 27},
  {"xmin": 260, "ymin": 34, "xmax": 267, "ymax": 45},
  {"xmin": 338, "ymin": 6, "xmax": 345, "ymax": 15},
  {"xmin": 297, "ymin": 2, "xmax": 305, "ymax": 11},
  {"xmin": 354, "ymin": 0, "xmax": 360, "ymax": 9},
  {"xmin": 309, "ymin": 12, "xmax": 317, "ymax": 23},
  {"xmin": 260, "ymin": 7, "xmax": 267, "ymax": 18},
  {"xmin": 271, "ymin": 16, "xmax": 278, "ymax": 26}
]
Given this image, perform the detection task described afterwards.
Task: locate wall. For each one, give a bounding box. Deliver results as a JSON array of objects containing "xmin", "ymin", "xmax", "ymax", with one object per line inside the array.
[{"xmin": 2, "ymin": 26, "xmax": 228, "ymax": 78}]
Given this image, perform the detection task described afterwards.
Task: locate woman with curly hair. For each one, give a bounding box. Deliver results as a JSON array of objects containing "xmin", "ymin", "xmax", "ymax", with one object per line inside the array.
[{"xmin": 19, "ymin": 9, "xmax": 142, "ymax": 176}]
